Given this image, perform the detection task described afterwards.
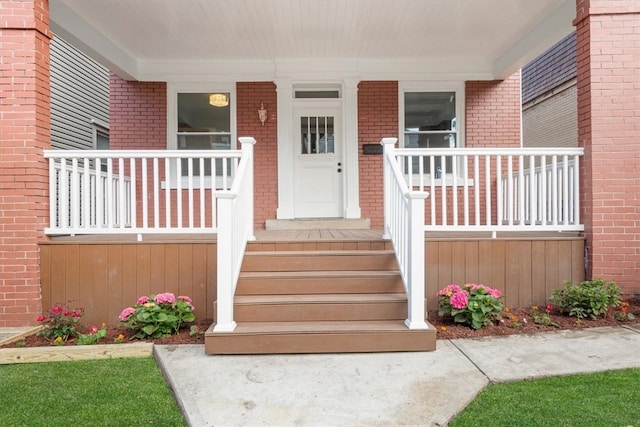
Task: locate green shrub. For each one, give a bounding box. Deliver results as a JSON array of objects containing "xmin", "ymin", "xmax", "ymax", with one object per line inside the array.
[
  {"xmin": 550, "ymin": 278, "xmax": 621, "ymax": 320},
  {"xmin": 437, "ymin": 283, "xmax": 504, "ymax": 329},
  {"xmin": 119, "ymin": 292, "xmax": 196, "ymax": 339}
]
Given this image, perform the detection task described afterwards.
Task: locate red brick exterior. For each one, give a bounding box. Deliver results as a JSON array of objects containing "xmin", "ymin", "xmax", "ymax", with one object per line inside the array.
[
  {"xmin": 237, "ymin": 82, "xmax": 278, "ymax": 229},
  {"xmin": 466, "ymin": 73, "xmax": 522, "ymax": 149},
  {"xmin": 110, "ymin": 74, "xmax": 167, "ymax": 150},
  {"xmin": 358, "ymin": 81, "xmax": 399, "ymax": 228},
  {"xmin": 0, "ymin": 0, "xmax": 51, "ymax": 326},
  {"xmin": 575, "ymin": 0, "xmax": 640, "ymax": 295}
]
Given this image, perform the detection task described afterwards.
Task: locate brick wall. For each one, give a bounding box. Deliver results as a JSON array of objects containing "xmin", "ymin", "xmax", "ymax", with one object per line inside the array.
[
  {"xmin": 237, "ymin": 82, "xmax": 278, "ymax": 229},
  {"xmin": 523, "ymin": 82, "xmax": 578, "ymax": 148},
  {"xmin": 465, "ymin": 72, "xmax": 522, "ymax": 148},
  {"xmin": 0, "ymin": 0, "xmax": 51, "ymax": 326},
  {"xmin": 575, "ymin": 0, "xmax": 640, "ymax": 295},
  {"xmin": 110, "ymin": 74, "xmax": 167, "ymax": 149},
  {"xmin": 358, "ymin": 81, "xmax": 399, "ymax": 228}
]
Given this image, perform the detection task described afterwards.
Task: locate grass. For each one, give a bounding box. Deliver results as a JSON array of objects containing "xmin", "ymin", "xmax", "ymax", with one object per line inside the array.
[
  {"xmin": 450, "ymin": 368, "xmax": 640, "ymax": 427},
  {"xmin": 0, "ymin": 358, "xmax": 185, "ymax": 426}
]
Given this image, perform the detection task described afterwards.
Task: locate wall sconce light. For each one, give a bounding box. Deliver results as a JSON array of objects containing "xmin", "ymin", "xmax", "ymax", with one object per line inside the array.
[
  {"xmin": 209, "ymin": 93, "xmax": 229, "ymax": 107},
  {"xmin": 258, "ymin": 102, "xmax": 267, "ymax": 126}
]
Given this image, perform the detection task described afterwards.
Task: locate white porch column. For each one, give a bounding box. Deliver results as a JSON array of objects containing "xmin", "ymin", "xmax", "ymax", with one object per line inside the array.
[
  {"xmin": 275, "ymin": 79, "xmax": 294, "ymax": 219},
  {"xmin": 214, "ymin": 192, "xmax": 237, "ymax": 332},
  {"xmin": 342, "ymin": 78, "xmax": 361, "ymax": 218}
]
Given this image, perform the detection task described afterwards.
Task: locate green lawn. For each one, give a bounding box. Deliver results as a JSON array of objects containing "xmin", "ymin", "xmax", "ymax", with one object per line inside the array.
[
  {"xmin": 451, "ymin": 368, "xmax": 640, "ymax": 427},
  {"xmin": 0, "ymin": 358, "xmax": 185, "ymax": 426}
]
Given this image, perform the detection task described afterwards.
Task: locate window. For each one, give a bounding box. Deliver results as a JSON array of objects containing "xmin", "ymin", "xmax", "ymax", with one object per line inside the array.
[
  {"xmin": 176, "ymin": 92, "xmax": 232, "ymax": 176},
  {"xmin": 92, "ymin": 121, "xmax": 109, "ymax": 172},
  {"xmin": 401, "ymin": 86, "xmax": 464, "ymax": 178}
]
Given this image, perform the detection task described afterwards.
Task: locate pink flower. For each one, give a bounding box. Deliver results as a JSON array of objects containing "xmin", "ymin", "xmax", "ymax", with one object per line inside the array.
[
  {"xmin": 36, "ymin": 315, "xmax": 46, "ymax": 322},
  {"xmin": 63, "ymin": 309, "xmax": 71, "ymax": 316},
  {"xmin": 52, "ymin": 305, "xmax": 63, "ymax": 314},
  {"xmin": 487, "ymin": 287, "xmax": 502, "ymax": 298},
  {"xmin": 546, "ymin": 304, "xmax": 554, "ymax": 312},
  {"xmin": 136, "ymin": 296, "xmax": 149, "ymax": 305},
  {"xmin": 154, "ymin": 292, "xmax": 176, "ymax": 304},
  {"xmin": 119, "ymin": 307, "xmax": 135, "ymax": 321},
  {"xmin": 438, "ymin": 284, "xmax": 462, "ymax": 297},
  {"xmin": 72, "ymin": 310, "xmax": 83, "ymax": 318},
  {"xmin": 450, "ymin": 291, "xmax": 469, "ymax": 309},
  {"xmin": 90, "ymin": 325, "xmax": 99, "ymax": 334},
  {"xmin": 177, "ymin": 295, "xmax": 192, "ymax": 304}
]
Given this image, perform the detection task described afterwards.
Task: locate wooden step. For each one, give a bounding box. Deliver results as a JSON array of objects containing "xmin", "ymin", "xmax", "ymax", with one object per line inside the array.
[
  {"xmin": 230, "ymin": 293, "xmax": 408, "ymax": 322},
  {"xmin": 241, "ymin": 250, "xmax": 398, "ymax": 272},
  {"xmin": 204, "ymin": 321, "xmax": 437, "ymax": 354},
  {"xmin": 236, "ymin": 270, "xmax": 405, "ymax": 295}
]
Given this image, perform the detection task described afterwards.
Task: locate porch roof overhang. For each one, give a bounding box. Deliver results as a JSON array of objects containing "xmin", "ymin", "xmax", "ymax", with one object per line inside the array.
[{"xmin": 50, "ymin": 0, "xmax": 575, "ymax": 82}]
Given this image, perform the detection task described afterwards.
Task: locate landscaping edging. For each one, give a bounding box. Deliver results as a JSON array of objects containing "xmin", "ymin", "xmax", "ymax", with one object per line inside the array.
[{"xmin": 0, "ymin": 342, "xmax": 154, "ymax": 365}]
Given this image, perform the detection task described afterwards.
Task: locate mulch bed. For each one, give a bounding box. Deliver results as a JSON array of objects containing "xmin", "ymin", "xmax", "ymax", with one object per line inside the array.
[{"xmin": 2, "ymin": 299, "xmax": 639, "ymax": 348}]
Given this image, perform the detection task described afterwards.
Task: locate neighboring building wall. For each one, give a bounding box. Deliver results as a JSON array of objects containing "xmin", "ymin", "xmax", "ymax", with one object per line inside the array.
[
  {"xmin": 50, "ymin": 36, "xmax": 109, "ymax": 150},
  {"xmin": 0, "ymin": 0, "xmax": 51, "ymax": 326},
  {"xmin": 237, "ymin": 82, "xmax": 278, "ymax": 229},
  {"xmin": 357, "ymin": 81, "xmax": 399, "ymax": 228},
  {"xmin": 522, "ymin": 32, "xmax": 577, "ymax": 148},
  {"xmin": 523, "ymin": 83, "xmax": 577, "ymax": 148}
]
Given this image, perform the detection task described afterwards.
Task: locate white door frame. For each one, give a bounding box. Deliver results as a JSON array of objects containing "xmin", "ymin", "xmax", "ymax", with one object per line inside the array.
[{"xmin": 275, "ymin": 79, "xmax": 360, "ymax": 219}]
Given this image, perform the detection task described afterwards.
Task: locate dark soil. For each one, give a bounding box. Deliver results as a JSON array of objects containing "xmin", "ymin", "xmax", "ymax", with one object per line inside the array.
[{"xmin": 3, "ymin": 299, "xmax": 639, "ymax": 348}]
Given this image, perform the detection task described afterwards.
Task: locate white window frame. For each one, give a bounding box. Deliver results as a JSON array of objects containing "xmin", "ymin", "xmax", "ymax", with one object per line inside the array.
[
  {"xmin": 91, "ymin": 118, "xmax": 109, "ymax": 149},
  {"xmin": 166, "ymin": 83, "xmax": 237, "ymax": 188},
  {"xmin": 399, "ymin": 82, "xmax": 470, "ymax": 186}
]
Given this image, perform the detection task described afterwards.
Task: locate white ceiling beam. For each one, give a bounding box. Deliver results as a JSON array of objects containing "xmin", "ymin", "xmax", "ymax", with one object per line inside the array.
[
  {"xmin": 50, "ymin": 0, "xmax": 138, "ymax": 80},
  {"xmin": 492, "ymin": 0, "xmax": 575, "ymax": 79}
]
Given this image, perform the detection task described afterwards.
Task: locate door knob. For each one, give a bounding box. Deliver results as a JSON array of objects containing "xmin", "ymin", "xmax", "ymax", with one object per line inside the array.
[
  {"xmin": 337, "ymin": 162, "xmax": 342, "ymax": 166},
  {"xmin": 337, "ymin": 168, "xmax": 342, "ymax": 173}
]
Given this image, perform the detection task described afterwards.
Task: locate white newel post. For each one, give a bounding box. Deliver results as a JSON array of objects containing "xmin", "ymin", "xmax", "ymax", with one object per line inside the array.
[
  {"xmin": 238, "ymin": 137, "xmax": 256, "ymax": 241},
  {"xmin": 214, "ymin": 192, "xmax": 237, "ymax": 332},
  {"xmin": 381, "ymin": 138, "xmax": 398, "ymax": 240},
  {"xmin": 406, "ymin": 191, "xmax": 429, "ymax": 330}
]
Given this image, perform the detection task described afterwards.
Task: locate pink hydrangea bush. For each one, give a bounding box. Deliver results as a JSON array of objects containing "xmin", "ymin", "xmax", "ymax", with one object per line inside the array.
[
  {"xmin": 119, "ymin": 292, "xmax": 196, "ymax": 339},
  {"xmin": 437, "ymin": 283, "xmax": 504, "ymax": 329}
]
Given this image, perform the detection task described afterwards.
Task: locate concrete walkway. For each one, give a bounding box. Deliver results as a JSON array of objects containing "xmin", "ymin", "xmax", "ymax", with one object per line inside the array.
[{"xmin": 155, "ymin": 324, "xmax": 640, "ymax": 427}]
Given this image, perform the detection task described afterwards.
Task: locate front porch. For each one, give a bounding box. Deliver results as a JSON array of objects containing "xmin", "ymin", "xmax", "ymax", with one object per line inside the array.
[{"xmin": 40, "ymin": 140, "xmax": 585, "ymax": 353}]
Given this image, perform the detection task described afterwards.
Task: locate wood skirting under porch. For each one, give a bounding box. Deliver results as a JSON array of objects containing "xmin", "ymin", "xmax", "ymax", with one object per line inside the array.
[{"xmin": 39, "ymin": 230, "xmax": 585, "ymax": 326}]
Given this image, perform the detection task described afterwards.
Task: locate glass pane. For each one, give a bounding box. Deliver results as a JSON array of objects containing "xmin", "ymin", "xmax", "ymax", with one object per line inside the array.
[
  {"xmin": 300, "ymin": 116, "xmax": 334, "ymax": 155},
  {"xmin": 178, "ymin": 93, "xmax": 230, "ymax": 132},
  {"xmin": 404, "ymin": 92, "xmax": 456, "ymax": 133},
  {"xmin": 178, "ymin": 134, "xmax": 232, "ymax": 176}
]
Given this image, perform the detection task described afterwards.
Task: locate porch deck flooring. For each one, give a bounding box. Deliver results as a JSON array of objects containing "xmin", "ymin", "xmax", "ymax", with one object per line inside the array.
[{"xmin": 45, "ymin": 229, "xmax": 582, "ymax": 244}]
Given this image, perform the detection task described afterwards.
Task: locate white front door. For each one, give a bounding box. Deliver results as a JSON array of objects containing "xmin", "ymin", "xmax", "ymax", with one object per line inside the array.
[{"xmin": 293, "ymin": 106, "xmax": 343, "ymax": 218}]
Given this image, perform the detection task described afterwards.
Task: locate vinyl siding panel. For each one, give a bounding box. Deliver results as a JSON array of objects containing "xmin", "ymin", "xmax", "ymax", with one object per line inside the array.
[{"xmin": 50, "ymin": 36, "xmax": 110, "ymax": 150}]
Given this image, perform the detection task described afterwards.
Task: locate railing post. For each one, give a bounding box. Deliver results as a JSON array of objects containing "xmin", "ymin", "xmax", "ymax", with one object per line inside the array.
[
  {"xmin": 238, "ymin": 137, "xmax": 257, "ymax": 241},
  {"xmin": 381, "ymin": 138, "xmax": 398, "ymax": 240},
  {"xmin": 214, "ymin": 192, "xmax": 237, "ymax": 332},
  {"xmin": 406, "ymin": 191, "xmax": 429, "ymax": 330}
]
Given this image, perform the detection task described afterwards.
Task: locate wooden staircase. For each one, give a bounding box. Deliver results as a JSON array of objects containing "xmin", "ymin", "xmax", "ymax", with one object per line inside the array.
[{"xmin": 205, "ymin": 238, "xmax": 436, "ymax": 354}]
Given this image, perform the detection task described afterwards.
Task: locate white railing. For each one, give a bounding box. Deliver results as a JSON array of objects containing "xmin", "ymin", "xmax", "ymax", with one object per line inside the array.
[
  {"xmin": 395, "ymin": 147, "xmax": 584, "ymax": 233},
  {"xmin": 382, "ymin": 138, "xmax": 429, "ymax": 330},
  {"xmin": 44, "ymin": 149, "xmax": 241, "ymax": 235},
  {"xmin": 213, "ymin": 137, "xmax": 256, "ymax": 332}
]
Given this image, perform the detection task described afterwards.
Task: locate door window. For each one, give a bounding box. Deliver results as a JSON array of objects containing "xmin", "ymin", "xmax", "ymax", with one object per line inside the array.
[{"xmin": 300, "ymin": 116, "xmax": 335, "ymax": 155}]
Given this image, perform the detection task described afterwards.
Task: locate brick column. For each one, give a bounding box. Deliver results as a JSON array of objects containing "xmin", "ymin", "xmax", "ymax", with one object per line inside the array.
[
  {"xmin": 575, "ymin": 0, "xmax": 640, "ymax": 296},
  {"xmin": 0, "ymin": 0, "xmax": 51, "ymax": 326}
]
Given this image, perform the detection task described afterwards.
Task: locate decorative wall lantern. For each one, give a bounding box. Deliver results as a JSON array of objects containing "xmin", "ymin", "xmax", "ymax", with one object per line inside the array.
[{"xmin": 258, "ymin": 102, "xmax": 267, "ymax": 126}]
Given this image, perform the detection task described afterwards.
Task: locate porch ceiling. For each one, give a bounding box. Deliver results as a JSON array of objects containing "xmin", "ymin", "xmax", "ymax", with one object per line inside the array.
[{"xmin": 50, "ymin": 0, "xmax": 575, "ymax": 82}]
